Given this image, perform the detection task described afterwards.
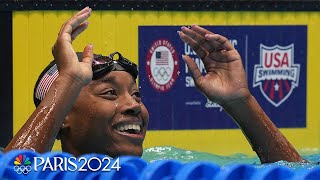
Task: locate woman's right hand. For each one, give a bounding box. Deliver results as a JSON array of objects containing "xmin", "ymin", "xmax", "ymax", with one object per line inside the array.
[{"xmin": 52, "ymin": 7, "xmax": 94, "ymax": 86}]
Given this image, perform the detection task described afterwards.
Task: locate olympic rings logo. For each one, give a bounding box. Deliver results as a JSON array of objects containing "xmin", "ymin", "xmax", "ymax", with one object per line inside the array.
[
  {"xmin": 14, "ymin": 165, "xmax": 32, "ymax": 175},
  {"xmin": 153, "ymin": 67, "xmax": 172, "ymax": 81}
]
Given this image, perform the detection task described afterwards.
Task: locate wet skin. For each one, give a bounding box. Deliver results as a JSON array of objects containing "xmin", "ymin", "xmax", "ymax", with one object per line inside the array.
[
  {"xmin": 60, "ymin": 71, "xmax": 149, "ymax": 157},
  {"xmin": 4, "ymin": 7, "xmax": 303, "ymax": 163}
]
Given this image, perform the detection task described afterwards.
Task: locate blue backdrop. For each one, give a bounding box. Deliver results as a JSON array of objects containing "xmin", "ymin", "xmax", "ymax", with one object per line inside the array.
[{"xmin": 139, "ymin": 26, "xmax": 307, "ymax": 130}]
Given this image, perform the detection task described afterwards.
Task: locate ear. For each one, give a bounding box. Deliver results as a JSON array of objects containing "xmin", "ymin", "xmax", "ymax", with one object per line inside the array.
[{"xmin": 56, "ymin": 115, "xmax": 71, "ymax": 140}]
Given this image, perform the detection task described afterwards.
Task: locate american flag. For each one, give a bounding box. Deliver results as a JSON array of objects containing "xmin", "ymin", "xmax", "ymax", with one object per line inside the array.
[
  {"xmin": 35, "ymin": 64, "xmax": 59, "ymax": 101},
  {"xmin": 155, "ymin": 51, "xmax": 169, "ymax": 65}
]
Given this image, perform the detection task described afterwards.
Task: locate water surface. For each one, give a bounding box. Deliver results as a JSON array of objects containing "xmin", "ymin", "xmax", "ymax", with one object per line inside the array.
[{"xmin": 142, "ymin": 146, "xmax": 320, "ymax": 170}]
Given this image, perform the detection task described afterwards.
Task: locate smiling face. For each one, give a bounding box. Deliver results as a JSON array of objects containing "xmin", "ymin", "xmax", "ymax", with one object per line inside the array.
[{"xmin": 60, "ymin": 71, "xmax": 149, "ymax": 157}]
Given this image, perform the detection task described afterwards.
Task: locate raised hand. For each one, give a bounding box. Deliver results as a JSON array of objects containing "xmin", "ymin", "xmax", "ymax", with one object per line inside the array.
[
  {"xmin": 4, "ymin": 7, "xmax": 95, "ymax": 153},
  {"xmin": 178, "ymin": 25, "xmax": 250, "ymax": 106},
  {"xmin": 179, "ymin": 25, "xmax": 304, "ymax": 163},
  {"xmin": 52, "ymin": 7, "xmax": 94, "ymax": 86}
]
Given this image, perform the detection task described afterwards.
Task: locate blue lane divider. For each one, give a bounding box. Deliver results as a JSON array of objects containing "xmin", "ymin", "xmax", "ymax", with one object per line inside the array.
[
  {"xmin": 62, "ymin": 153, "xmax": 108, "ymax": 180},
  {"xmin": 33, "ymin": 151, "xmax": 73, "ymax": 180},
  {"xmin": 214, "ymin": 164, "xmax": 256, "ymax": 180},
  {"xmin": 98, "ymin": 162, "xmax": 139, "ymax": 180},
  {"xmin": 250, "ymin": 166, "xmax": 294, "ymax": 180},
  {"xmin": 98, "ymin": 156, "xmax": 147, "ymax": 180},
  {"xmin": 293, "ymin": 167, "xmax": 320, "ymax": 180},
  {"xmin": 175, "ymin": 162, "xmax": 220, "ymax": 180},
  {"xmin": 1, "ymin": 150, "xmax": 319, "ymax": 180},
  {"xmin": 140, "ymin": 160, "xmax": 182, "ymax": 180},
  {"xmin": 88, "ymin": 156, "xmax": 147, "ymax": 180}
]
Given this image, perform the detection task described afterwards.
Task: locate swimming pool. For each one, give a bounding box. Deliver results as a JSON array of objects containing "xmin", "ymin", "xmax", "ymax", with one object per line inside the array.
[
  {"xmin": 143, "ymin": 146, "xmax": 320, "ymax": 167},
  {"xmin": 1, "ymin": 147, "xmax": 319, "ymax": 179}
]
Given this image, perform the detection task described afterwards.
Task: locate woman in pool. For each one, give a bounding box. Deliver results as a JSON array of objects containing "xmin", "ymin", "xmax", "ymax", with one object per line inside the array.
[{"xmin": 4, "ymin": 7, "xmax": 303, "ymax": 163}]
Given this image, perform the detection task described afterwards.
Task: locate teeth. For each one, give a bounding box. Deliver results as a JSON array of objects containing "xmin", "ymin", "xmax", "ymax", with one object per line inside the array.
[{"xmin": 116, "ymin": 124, "xmax": 141, "ymax": 133}]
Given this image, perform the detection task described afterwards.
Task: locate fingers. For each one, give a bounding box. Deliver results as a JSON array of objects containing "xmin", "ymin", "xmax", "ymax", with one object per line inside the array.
[
  {"xmin": 178, "ymin": 31, "xmax": 207, "ymax": 59},
  {"xmin": 62, "ymin": 10, "xmax": 91, "ymax": 36},
  {"xmin": 53, "ymin": 7, "xmax": 91, "ymax": 58},
  {"xmin": 181, "ymin": 25, "xmax": 235, "ymax": 54},
  {"xmin": 205, "ymin": 34, "xmax": 234, "ymax": 51},
  {"xmin": 190, "ymin": 25, "xmax": 214, "ymax": 37},
  {"xmin": 58, "ymin": 7, "xmax": 91, "ymax": 35},
  {"xmin": 71, "ymin": 22, "xmax": 89, "ymax": 41},
  {"xmin": 181, "ymin": 26, "xmax": 214, "ymax": 53},
  {"xmin": 207, "ymin": 49, "xmax": 240, "ymax": 63},
  {"xmin": 182, "ymin": 55, "xmax": 203, "ymax": 86},
  {"xmin": 206, "ymin": 50, "xmax": 229, "ymax": 63},
  {"xmin": 82, "ymin": 44, "xmax": 94, "ymax": 65},
  {"xmin": 74, "ymin": 6, "xmax": 91, "ymax": 17},
  {"xmin": 58, "ymin": 7, "xmax": 91, "ymax": 41}
]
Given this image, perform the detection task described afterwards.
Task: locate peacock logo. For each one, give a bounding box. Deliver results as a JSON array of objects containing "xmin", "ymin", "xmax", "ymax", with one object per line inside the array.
[{"xmin": 13, "ymin": 154, "xmax": 32, "ymax": 174}]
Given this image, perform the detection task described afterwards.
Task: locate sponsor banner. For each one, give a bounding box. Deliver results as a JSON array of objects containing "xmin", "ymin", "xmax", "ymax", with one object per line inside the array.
[{"xmin": 139, "ymin": 25, "xmax": 307, "ymax": 130}]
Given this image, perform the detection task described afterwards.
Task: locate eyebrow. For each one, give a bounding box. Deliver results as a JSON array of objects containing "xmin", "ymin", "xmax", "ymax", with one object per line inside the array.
[
  {"xmin": 92, "ymin": 74, "xmax": 137, "ymax": 88},
  {"xmin": 99, "ymin": 76, "xmax": 117, "ymax": 84}
]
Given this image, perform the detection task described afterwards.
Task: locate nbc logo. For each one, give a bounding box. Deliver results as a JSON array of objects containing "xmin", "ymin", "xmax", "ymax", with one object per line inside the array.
[{"xmin": 13, "ymin": 154, "xmax": 32, "ymax": 174}]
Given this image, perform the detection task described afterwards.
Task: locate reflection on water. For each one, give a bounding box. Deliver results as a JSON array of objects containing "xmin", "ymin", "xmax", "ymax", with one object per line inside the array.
[{"xmin": 142, "ymin": 146, "xmax": 320, "ymax": 170}]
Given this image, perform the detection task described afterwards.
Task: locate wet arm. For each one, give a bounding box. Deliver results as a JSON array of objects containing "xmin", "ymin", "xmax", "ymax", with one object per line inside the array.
[
  {"xmin": 4, "ymin": 76, "xmax": 83, "ymax": 153},
  {"xmin": 178, "ymin": 25, "xmax": 303, "ymax": 163},
  {"xmin": 4, "ymin": 7, "xmax": 93, "ymax": 153},
  {"xmin": 223, "ymin": 95, "xmax": 303, "ymax": 163}
]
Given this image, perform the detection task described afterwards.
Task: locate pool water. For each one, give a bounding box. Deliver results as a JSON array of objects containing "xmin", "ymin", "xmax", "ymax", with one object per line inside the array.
[
  {"xmin": 1, "ymin": 147, "xmax": 320, "ymax": 179},
  {"xmin": 142, "ymin": 146, "xmax": 320, "ymax": 169}
]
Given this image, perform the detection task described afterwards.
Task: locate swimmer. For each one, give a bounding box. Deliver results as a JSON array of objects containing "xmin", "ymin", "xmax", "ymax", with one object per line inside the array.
[{"xmin": 4, "ymin": 7, "xmax": 303, "ymax": 163}]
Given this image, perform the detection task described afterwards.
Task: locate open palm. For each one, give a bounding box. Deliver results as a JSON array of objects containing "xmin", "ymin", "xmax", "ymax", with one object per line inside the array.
[
  {"xmin": 179, "ymin": 25, "xmax": 250, "ymax": 106},
  {"xmin": 52, "ymin": 7, "xmax": 93, "ymax": 86}
]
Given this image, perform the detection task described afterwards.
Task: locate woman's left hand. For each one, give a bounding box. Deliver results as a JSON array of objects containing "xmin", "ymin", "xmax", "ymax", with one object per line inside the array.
[{"xmin": 178, "ymin": 25, "xmax": 251, "ymax": 106}]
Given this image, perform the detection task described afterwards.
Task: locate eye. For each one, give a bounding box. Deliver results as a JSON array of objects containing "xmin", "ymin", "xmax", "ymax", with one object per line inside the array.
[
  {"xmin": 106, "ymin": 89, "xmax": 116, "ymax": 95},
  {"xmin": 132, "ymin": 91, "xmax": 141, "ymax": 98},
  {"xmin": 101, "ymin": 89, "xmax": 117, "ymax": 100},
  {"xmin": 132, "ymin": 91, "xmax": 142, "ymax": 102}
]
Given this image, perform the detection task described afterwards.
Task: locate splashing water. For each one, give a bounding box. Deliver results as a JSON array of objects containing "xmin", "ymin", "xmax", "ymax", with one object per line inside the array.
[{"xmin": 142, "ymin": 146, "xmax": 320, "ymax": 170}]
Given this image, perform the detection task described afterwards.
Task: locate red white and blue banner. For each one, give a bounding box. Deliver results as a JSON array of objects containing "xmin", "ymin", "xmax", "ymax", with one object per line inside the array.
[{"xmin": 138, "ymin": 26, "xmax": 307, "ymax": 130}]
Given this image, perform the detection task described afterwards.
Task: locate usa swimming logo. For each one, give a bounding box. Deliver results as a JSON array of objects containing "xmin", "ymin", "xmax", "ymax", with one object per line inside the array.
[
  {"xmin": 13, "ymin": 154, "xmax": 32, "ymax": 174},
  {"xmin": 146, "ymin": 39, "xmax": 179, "ymax": 92},
  {"xmin": 253, "ymin": 44, "xmax": 300, "ymax": 107}
]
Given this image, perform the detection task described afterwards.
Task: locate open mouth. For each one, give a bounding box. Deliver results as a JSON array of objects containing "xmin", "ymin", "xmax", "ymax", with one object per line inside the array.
[
  {"xmin": 113, "ymin": 122, "xmax": 145, "ymax": 140},
  {"xmin": 115, "ymin": 124, "xmax": 142, "ymax": 135}
]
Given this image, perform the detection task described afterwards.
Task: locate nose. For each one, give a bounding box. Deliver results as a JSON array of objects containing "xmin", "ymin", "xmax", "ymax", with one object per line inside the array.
[{"xmin": 121, "ymin": 94, "xmax": 141, "ymax": 115}]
